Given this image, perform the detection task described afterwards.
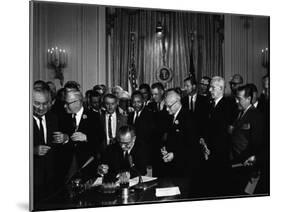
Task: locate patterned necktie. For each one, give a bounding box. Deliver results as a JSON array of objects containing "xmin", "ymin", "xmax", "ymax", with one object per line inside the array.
[
  {"xmin": 38, "ymin": 116, "xmax": 45, "ymax": 144},
  {"xmin": 108, "ymin": 114, "xmax": 113, "ymax": 144}
]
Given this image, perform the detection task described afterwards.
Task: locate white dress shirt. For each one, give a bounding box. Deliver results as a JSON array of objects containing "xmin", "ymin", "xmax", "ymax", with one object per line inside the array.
[
  {"xmin": 214, "ymin": 96, "xmax": 223, "ymax": 107},
  {"xmin": 33, "ymin": 115, "xmax": 47, "ymax": 144},
  {"xmin": 105, "ymin": 112, "xmax": 117, "ymax": 145},
  {"xmin": 73, "ymin": 107, "xmax": 84, "ymax": 128},
  {"xmin": 173, "ymin": 106, "xmax": 182, "ymax": 123}
]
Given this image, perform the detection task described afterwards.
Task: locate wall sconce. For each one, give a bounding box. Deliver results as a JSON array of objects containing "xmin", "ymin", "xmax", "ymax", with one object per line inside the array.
[
  {"xmin": 156, "ymin": 21, "xmax": 164, "ymax": 38},
  {"xmin": 261, "ymin": 47, "xmax": 269, "ymax": 71},
  {"xmin": 47, "ymin": 46, "xmax": 67, "ymax": 86}
]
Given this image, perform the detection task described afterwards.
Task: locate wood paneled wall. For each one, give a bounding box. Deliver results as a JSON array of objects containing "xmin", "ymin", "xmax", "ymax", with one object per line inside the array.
[
  {"xmin": 224, "ymin": 14, "xmax": 269, "ymax": 94},
  {"xmin": 31, "ymin": 2, "xmax": 106, "ymax": 93}
]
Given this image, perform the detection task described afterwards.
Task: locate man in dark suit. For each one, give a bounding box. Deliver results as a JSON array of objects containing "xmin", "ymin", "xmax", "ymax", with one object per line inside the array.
[
  {"xmin": 128, "ymin": 91, "xmax": 156, "ymax": 165},
  {"xmin": 203, "ymin": 76, "xmax": 233, "ymax": 197},
  {"xmin": 100, "ymin": 94, "xmax": 127, "ymax": 153},
  {"xmin": 57, "ymin": 90, "xmax": 104, "ymax": 184},
  {"xmin": 226, "ymin": 74, "xmax": 244, "ymax": 124},
  {"xmin": 181, "ymin": 76, "xmax": 209, "ymax": 138},
  {"xmin": 32, "ymin": 87, "xmax": 60, "ymax": 202},
  {"xmin": 161, "ymin": 90, "xmax": 200, "ymax": 179},
  {"xmin": 97, "ymin": 125, "xmax": 147, "ymax": 180},
  {"xmin": 229, "ymin": 84, "xmax": 265, "ymax": 195},
  {"xmin": 146, "ymin": 83, "xmax": 171, "ymax": 176}
]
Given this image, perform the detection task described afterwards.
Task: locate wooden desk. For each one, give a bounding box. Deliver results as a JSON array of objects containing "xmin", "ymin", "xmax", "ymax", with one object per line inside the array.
[{"xmin": 36, "ymin": 177, "xmax": 194, "ymax": 211}]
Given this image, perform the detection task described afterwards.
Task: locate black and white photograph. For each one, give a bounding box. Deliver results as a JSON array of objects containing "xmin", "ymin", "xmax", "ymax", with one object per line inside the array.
[{"xmin": 29, "ymin": 0, "xmax": 270, "ymax": 211}]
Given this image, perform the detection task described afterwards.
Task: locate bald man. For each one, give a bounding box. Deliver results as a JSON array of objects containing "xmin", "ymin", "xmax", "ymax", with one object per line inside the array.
[
  {"xmin": 32, "ymin": 87, "xmax": 60, "ymax": 202},
  {"xmin": 204, "ymin": 76, "xmax": 233, "ymax": 196},
  {"xmin": 56, "ymin": 90, "xmax": 105, "ymax": 184},
  {"xmin": 160, "ymin": 90, "xmax": 200, "ymax": 179}
]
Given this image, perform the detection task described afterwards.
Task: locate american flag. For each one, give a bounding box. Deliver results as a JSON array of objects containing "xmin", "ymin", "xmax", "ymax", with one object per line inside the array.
[
  {"xmin": 128, "ymin": 32, "xmax": 138, "ymax": 95},
  {"xmin": 128, "ymin": 64, "xmax": 138, "ymax": 95}
]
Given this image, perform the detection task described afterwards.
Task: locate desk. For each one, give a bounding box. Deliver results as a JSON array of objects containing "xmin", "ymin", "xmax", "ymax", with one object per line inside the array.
[{"xmin": 36, "ymin": 177, "xmax": 194, "ymax": 211}]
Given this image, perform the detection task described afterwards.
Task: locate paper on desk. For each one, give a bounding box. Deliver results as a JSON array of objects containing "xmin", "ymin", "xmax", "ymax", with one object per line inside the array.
[
  {"xmin": 155, "ymin": 187, "xmax": 181, "ymax": 197},
  {"xmin": 91, "ymin": 176, "xmax": 157, "ymax": 187},
  {"xmin": 129, "ymin": 176, "xmax": 157, "ymax": 187}
]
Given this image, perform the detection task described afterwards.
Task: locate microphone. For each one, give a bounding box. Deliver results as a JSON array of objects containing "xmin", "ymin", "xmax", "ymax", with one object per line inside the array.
[
  {"xmin": 65, "ymin": 156, "xmax": 95, "ymax": 184},
  {"xmin": 127, "ymin": 155, "xmax": 144, "ymax": 188}
]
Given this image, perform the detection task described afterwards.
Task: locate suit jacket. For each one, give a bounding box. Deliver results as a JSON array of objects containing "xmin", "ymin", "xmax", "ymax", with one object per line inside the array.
[
  {"xmin": 101, "ymin": 141, "xmax": 147, "ymax": 179},
  {"xmin": 163, "ymin": 107, "xmax": 200, "ymax": 177},
  {"xmin": 33, "ymin": 112, "xmax": 58, "ymax": 194},
  {"xmin": 206, "ymin": 97, "xmax": 233, "ymax": 167},
  {"xmin": 100, "ymin": 110, "xmax": 127, "ymax": 152},
  {"xmin": 128, "ymin": 107, "xmax": 156, "ymax": 147},
  {"xmin": 181, "ymin": 94, "xmax": 210, "ymax": 137},
  {"xmin": 57, "ymin": 108, "xmax": 105, "ymax": 181},
  {"xmin": 230, "ymin": 106, "xmax": 264, "ymax": 164}
]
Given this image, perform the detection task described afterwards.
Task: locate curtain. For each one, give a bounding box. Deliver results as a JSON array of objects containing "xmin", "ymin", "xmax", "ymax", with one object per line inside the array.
[{"xmin": 108, "ymin": 8, "xmax": 224, "ymax": 90}]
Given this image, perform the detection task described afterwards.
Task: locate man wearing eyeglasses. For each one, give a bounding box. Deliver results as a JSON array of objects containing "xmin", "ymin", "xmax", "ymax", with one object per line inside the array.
[
  {"xmin": 97, "ymin": 125, "xmax": 147, "ymax": 181},
  {"xmin": 56, "ymin": 90, "xmax": 105, "ymax": 184},
  {"xmin": 161, "ymin": 90, "xmax": 200, "ymax": 179}
]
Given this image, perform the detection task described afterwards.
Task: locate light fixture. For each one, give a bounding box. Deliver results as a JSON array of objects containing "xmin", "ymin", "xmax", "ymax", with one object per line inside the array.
[{"xmin": 47, "ymin": 46, "xmax": 67, "ymax": 86}]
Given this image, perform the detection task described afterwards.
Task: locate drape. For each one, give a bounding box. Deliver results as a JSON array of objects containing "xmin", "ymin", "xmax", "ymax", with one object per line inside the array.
[{"xmin": 108, "ymin": 8, "xmax": 224, "ymax": 90}]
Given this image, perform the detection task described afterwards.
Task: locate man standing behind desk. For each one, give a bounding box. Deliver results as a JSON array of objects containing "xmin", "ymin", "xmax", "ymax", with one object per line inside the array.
[
  {"xmin": 56, "ymin": 90, "xmax": 104, "ymax": 184},
  {"xmin": 100, "ymin": 94, "xmax": 128, "ymax": 153},
  {"xmin": 161, "ymin": 90, "xmax": 200, "ymax": 179},
  {"xmin": 229, "ymin": 84, "xmax": 264, "ymax": 195},
  {"xmin": 203, "ymin": 76, "xmax": 233, "ymax": 196}
]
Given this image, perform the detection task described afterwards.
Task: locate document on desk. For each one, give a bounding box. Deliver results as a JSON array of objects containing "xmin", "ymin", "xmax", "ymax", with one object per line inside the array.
[
  {"xmin": 155, "ymin": 187, "xmax": 181, "ymax": 197},
  {"xmin": 129, "ymin": 176, "xmax": 157, "ymax": 187}
]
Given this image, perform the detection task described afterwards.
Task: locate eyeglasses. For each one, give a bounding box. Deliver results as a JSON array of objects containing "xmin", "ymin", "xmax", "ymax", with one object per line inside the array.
[
  {"xmin": 33, "ymin": 101, "xmax": 49, "ymax": 108},
  {"xmin": 64, "ymin": 100, "xmax": 79, "ymax": 106},
  {"xmin": 166, "ymin": 101, "xmax": 178, "ymax": 109},
  {"xmin": 119, "ymin": 141, "xmax": 133, "ymax": 147}
]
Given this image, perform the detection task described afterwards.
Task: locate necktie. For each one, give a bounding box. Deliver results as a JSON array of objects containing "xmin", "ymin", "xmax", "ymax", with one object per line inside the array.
[
  {"xmin": 133, "ymin": 111, "xmax": 139, "ymax": 124},
  {"xmin": 157, "ymin": 103, "xmax": 160, "ymax": 111},
  {"xmin": 38, "ymin": 116, "xmax": 45, "ymax": 144},
  {"xmin": 190, "ymin": 96, "xmax": 194, "ymax": 112},
  {"xmin": 237, "ymin": 111, "xmax": 244, "ymax": 121},
  {"xmin": 72, "ymin": 114, "xmax": 77, "ymax": 133},
  {"xmin": 108, "ymin": 114, "xmax": 113, "ymax": 144}
]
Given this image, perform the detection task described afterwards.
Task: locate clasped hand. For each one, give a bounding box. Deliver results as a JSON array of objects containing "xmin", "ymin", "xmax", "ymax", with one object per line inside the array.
[
  {"xmin": 97, "ymin": 164, "xmax": 109, "ymax": 176},
  {"xmin": 71, "ymin": 132, "xmax": 87, "ymax": 142},
  {"xmin": 34, "ymin": 145, "xmax": 51, "ymax": 156},
  {"xmin": 161, "ymin": 146, "xmax": 174, "ymax": 163}
]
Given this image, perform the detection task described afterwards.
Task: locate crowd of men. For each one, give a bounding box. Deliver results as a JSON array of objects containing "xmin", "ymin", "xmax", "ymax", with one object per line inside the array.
[{"xmin": 32, "ymin": 74, "xmax": 269, "ymax": 202}]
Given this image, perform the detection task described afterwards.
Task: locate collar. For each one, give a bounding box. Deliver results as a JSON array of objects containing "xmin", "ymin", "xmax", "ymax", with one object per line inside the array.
[
  {"xmin": 33, "ymin": 115, "xmax": 46, "ymax": 122},
  {"xmin": 76, "ymin": 106, "xmax": 84, "ymax": 118},
  {"xmin": 214, "ymin": 96, "xmax": 223, "ymax": 106},
  {"xmin": 106, "ymin": 111, "xmax": 116, "ymax": 117},
  {"xmin": 253, "ymin": 101, "xmax": 258, "ymax": 108},
  {"xmin": 174, "ymin": 105, "xmax": 182, "ymax": 121},
  {"xmin": 243, "ymin": 104, "xmax": 252, "ymax": 114}
]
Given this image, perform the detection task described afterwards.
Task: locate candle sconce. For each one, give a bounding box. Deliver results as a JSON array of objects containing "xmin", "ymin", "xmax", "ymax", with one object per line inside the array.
[
  {"xmin": 261, "ymin": 47, "xmax": 269, "ymax": 72},
  {"xmin": 47, "ymin": 46, "xmax": 67, "ymax": 86}
]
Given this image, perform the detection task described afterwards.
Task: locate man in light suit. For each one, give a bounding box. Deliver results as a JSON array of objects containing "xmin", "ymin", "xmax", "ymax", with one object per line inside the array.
[
  {"xmin": 100, "ymin": 94, "xmax": 127, "ymax": 153},
  {"xmin": 229, "ymin": 84, "xmax": 264, "ymax": 195}
]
